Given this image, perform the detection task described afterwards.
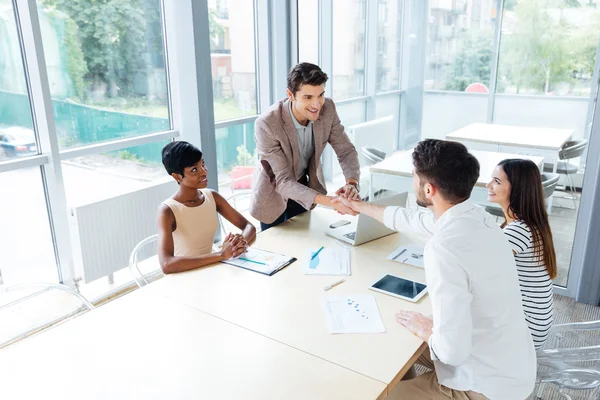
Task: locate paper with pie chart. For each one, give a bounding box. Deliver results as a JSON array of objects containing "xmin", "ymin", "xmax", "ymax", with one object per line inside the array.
[
  {"xmin": 323, "ymin": 294, "xmax": 385, "ymax": 334},
  {"xmin": 305, "ymin": 247, "xmax": 351, "ymax": 276}
]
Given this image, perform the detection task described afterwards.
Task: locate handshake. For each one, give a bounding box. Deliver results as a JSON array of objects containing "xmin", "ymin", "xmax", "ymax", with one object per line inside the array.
[{"xmin": 330, "ymin": 183, "xmax": 363, "ymax": 216}]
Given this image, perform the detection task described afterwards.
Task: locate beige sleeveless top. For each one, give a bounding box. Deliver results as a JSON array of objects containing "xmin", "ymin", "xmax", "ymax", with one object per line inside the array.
[{"xmin": 162, "ymin": 189, "xmax": 219, "ymax": 257}]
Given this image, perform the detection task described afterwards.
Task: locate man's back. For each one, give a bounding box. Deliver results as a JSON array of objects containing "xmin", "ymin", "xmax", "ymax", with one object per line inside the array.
[{"xmin": 426, "ymin": 201, "xmax": 536, "ymax": 399}]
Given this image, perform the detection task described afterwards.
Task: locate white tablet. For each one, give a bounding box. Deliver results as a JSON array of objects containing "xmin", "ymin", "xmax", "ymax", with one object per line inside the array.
[{"xmin": 369, "ymin": 274, "xmax": 428, "ymax": 303}]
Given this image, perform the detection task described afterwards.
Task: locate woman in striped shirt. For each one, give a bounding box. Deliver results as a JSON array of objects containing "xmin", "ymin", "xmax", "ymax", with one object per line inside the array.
[{"xmin": 486, "ymin": 158, "xmax": 557, "ymax": 349}]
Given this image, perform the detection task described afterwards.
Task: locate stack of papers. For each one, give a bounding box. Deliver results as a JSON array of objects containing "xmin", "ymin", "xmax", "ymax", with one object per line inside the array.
[
  {"xmin": 322, "ymin": 295, "xmax": 386, "ymax": 334},
  {"xmin": 222, "ymin": 248, "xmax": 295, "ymax": 276},
  {"xmin": 387, "ymin": 244, "xmax": 425, "ymax": 268},
  {"xmin": 305, "ymin": 246, "xmax": 351, "ymax": 276}
]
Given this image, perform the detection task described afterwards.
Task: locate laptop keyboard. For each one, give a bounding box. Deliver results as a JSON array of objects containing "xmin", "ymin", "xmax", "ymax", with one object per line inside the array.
[{"xmin": 344, "ymin": 232, "xmax": 357, "ymax": 241}]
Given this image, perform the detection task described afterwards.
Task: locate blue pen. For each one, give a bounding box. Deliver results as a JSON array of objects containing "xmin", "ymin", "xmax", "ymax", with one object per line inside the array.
[
  {"xmin": 239, "ymin": 257, "xmax": 267, "ymax": 266},
  {"xmin": 311, "ymin": 246, "xmax": 324, "ymax": 260}
]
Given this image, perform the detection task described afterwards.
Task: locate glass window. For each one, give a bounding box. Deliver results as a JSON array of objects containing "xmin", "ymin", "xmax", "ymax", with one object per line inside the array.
[
  {"xmin": 493, "ymin": 0, "xmax": 600, "ymax": 288},
  {"xmin": 298, "ymin": 0, "xmax": 319, "ymax": 65},
  {"xmin": 215, "ymin": 121, "xmax": 256, "ymax": 205},
  {"xmin": 35, "ymin": 0, "xmax": 169, "ymax": 149},
  {"xmin": 36, "ymin": 0, "xmax": 171, "ymax": 148},
  {"xmin": 424, "ymin": 0, "xmax": 496, "ymax": 92},
  {"xmin": 333, "ymin": 0, "xmax": 367, "ymax": 100},
  {"xmin": 376, "ymin": 0, "xmax": 402, "ymax": 92},
  {"xmin": 62, "ymin": 140, "xmax": 171, "ymax": 206},
  {"xmin": 0, "ymin": 0, "xmax": 37, "ymax": 160},
  {"xmin": 422, "ymin": 0, "xmax": 496, "ymax": 140},
  {"xmin": 209, "ymin": 0, "xmax": 258, "ymax": 121},
  {"xmin": 497, "ymin": 0, "xmax": 600, "ymax": 97},
  {"xmin": 0, "ymin": 168, "xmax": 58, "ymax": 285}
]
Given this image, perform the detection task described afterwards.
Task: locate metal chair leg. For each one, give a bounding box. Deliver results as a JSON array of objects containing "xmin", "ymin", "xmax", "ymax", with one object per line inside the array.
[{"xmin": 567, "ymin": 173, "xmax": 577, "ymax": 209}]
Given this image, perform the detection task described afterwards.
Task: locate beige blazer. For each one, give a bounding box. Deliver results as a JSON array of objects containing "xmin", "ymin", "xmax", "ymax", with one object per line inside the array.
[{"xmin": 250, "ymin": 98, "xmax": 360, "ymax": 224}]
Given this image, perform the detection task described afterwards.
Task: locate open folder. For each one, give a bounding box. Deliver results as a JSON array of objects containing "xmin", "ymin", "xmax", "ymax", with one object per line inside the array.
[{"xmin": 221, "ymin": 248, "xmax": 296, "ymax": 276}]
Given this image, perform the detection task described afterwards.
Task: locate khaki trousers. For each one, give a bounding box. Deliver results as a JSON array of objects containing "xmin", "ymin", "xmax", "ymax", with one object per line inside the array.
[{"xmin": 387, "ymin": 348, "xmax": 488, "ymax": 400}]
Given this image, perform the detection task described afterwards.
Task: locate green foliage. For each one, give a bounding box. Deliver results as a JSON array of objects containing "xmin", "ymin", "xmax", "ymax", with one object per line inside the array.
[
  {"xmin": 444, "ymin": 0, "xmax": 600, "ymax": 95},
  {"xmin": 443, "ymin": 31, "xmax": 493, "ymax": 91},
  {"xmin": 118, "ymin": 150, "xmax": 140, "ymax": 161},
  {"xmin": 236, "ymin": 144, "xmax": 256, "ymax": 166},
  {"xmin": 209, "ymin": 9, "xmax": 225, "ymax": 49},
  {"xmin": 499, "ymin": 0, "xmax": 573, "ymax": 93},
  {"xmin": 42, "ymin": 0, "xmax": 160, "ymax": 97},
  {"xmin": 62, "ymin": 16, "xmax": 88, "ymax": 98}
]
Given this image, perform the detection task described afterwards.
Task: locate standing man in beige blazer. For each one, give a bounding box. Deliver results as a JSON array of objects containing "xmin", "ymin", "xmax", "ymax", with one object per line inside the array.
[{"xmin": 250, "ymin": 63, "xmax": 361, "ymax": 230}]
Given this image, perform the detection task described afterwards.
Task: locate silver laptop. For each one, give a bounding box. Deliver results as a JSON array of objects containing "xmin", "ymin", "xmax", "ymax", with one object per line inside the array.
[{"xmin": 326, "ymin": 192, "xmax": 408, "ymax": 246}]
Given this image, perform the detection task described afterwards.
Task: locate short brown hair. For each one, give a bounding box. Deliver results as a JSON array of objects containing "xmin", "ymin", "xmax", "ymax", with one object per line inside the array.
[
  {"xmin": 287, "ymin": 63, "xmax": 328, "ymax": 96},
  {"xmin": 412, "ymin": 139, "xmax": 480, "ymax": 203}
]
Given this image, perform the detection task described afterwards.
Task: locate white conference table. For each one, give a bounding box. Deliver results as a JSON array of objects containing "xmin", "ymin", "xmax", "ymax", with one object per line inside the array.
[
  {"xmin": 368, "ymin": 149, "xmax": 544, "ymax": 208},
  {"xmin": 146, "ymin": 207, "xmax": 432, "ymax": 394},
  {"xmin": 0, "ymin": 288, "xmax": 387, "ymax": 400}
]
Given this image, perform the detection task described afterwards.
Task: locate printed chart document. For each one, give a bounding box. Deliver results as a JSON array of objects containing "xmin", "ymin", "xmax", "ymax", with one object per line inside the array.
[
  {"xmin": 305, "ymin": 246, "xmax": 351, "ymax": 276},
  {"xmin": 387, "ymin": 244, "xmax": 425, "ymax": 268},
  {"xmin": 323, "ymin": 295, "xmax": 385, "ymax": 334},
  {"xmin": 222, "ymin": 248, "xmax": 295, "ymax": 276}
]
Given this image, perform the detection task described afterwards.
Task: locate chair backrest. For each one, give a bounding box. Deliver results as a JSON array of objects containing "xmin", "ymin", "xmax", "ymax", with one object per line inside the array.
[
  {"xmin": 0, "ymin": 283, "xmax": 94, "ymax": 348},
  {"xmin": 541, "ymin": 173, "xmax": 561, "ymax": 199},
  {"xmin": 128, "ymin": 234, "xmax": 162, "ymax": 287},
  {"xmin": 361, "ymin": 147, "xmax": 386, "ymax": 166},
  {"xmin": 559, "ymin": 139, "xmax": 588, "ymax": 160}
]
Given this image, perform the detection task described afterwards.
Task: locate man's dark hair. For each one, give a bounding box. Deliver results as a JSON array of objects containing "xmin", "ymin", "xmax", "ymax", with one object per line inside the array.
[
  {"xmin": 287, "ymin": 63, "xmax": 329, "ymax": 96},
  {"xmin": 412, "ymin": 139, "xmax": 480, "ymax": 203},
  {"xmin": 162, "ymin": 141, "xmax": 203, "ymax": 177}
]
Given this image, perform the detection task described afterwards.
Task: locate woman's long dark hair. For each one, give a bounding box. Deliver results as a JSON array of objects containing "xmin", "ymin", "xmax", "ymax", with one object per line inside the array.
[{"xmin": 498, "ymin": 159, "xmax": 557, "ymax": 279}]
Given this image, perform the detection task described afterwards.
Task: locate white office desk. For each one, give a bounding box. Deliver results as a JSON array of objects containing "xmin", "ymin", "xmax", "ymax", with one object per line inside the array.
[
  {"xmin": 146, "ymin": 207, "xmax": 431, "ymax": 393},
  {"xmin": 0, "ymin": 289, "xmax": 386, "ymax": 400},
  {"xmin": 369, "ymin": 149, "xmax": 544, "ymax": 207}
]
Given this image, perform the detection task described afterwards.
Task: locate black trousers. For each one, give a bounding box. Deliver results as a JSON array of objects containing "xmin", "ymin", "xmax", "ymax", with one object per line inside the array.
[{"xmin": 260, "ymin": 174, "xmax": 309, "ymax": 231}]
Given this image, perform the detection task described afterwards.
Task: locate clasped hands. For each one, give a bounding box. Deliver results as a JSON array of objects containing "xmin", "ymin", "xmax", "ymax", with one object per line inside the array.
[
  {"xmin": 220, "ymin": 233, "xmax": 248, "ymax": 259},
  {"xmin": 331, "ymin": 184, "xmax": 361, "ymax": 216}
]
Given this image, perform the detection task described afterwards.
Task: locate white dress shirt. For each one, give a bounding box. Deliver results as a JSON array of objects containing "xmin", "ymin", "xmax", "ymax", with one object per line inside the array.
[{"xmin": 384, "ymin": 201, "xmax": 536, "ymax": 400}]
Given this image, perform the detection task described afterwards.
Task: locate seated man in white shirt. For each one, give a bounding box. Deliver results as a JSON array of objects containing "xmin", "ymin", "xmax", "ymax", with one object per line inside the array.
[{"xmin": 333, "ymin": 139, "xmax": 536, "ymax": 400}]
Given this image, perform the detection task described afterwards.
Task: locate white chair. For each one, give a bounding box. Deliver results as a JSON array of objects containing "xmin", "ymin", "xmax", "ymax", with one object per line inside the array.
[
  {"xmin": 543, "ymin": 139, "xmax": 588, "ymax": 209},
  {"xmin": 128, "ymin": 234, "xmax": 162, "ymax": 288},
  {"xmin": 534, "ymin": 320, "xmax": 600, "ymax": 399},
  {"xmin": 361, "ymin": 147, "xmax": 386, "ymax": 166},
  {"xmin": 0, "ymin": 283, "xmax": 94, "ymax": 348}
]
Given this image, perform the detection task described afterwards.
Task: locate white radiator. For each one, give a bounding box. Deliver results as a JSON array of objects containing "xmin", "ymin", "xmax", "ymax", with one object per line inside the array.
[{"xmin": 69, "ymin": 180, "xmax": 178, "ymax": 283}]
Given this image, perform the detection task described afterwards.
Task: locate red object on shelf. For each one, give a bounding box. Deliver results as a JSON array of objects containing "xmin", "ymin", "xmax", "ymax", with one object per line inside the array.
[{"xmin": 231, "ymin": 166, "xmax": 255, "ymax": 189}]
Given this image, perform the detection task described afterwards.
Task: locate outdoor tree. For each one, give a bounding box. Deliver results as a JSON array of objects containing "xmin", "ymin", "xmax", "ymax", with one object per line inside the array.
[
  {"xmin": 443, "ymin": 31, "xmax": 493, "ymax": 91},
  {"xmin": 42, "ymin": 0, "xmax": 225, "ymax": 102},
  {"xmin": 498, "ymin": 0, "xmax": 599, "ymax": 94}
]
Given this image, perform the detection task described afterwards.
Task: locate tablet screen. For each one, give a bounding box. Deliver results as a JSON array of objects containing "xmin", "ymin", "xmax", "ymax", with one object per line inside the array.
[{"xmin": 372, "ymin": 274, "xmax": 427, "ymax": 299}]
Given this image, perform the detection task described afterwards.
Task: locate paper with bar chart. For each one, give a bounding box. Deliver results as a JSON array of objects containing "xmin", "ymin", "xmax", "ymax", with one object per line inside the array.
[{"xmin": 387, "ymin": 244, "xmax": 425, "ymax": 268}]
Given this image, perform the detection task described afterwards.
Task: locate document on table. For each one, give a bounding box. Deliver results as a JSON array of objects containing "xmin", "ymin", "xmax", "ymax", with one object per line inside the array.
[
  {"xmin": 322, "ymin": 294, "xmax": 386, "ymax": 334},
  {"xmin": 387, "ymin": 244, "xmax": 425, "ymax": 268},
  {"xmin": 305, "ymin": 246, "xmax": 351, "ymax": 276},
  {"xmin": 222, "ymin": 248, "xmax": 296, "ymax": 276}
]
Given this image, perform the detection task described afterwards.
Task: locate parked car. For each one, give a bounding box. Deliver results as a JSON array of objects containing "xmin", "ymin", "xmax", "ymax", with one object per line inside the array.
[{"xmin": 0, "ymin": 127, "xmax": 37, "ymax": 158}]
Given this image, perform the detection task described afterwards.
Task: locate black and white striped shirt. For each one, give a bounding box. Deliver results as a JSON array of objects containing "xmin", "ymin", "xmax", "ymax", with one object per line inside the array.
[{"xmin": 503, "ymin": 220, "xmax": 554, "ymax": 349}]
